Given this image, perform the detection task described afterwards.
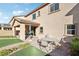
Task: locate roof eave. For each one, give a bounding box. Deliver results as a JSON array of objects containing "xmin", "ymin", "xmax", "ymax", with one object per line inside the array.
[{"xmin": 25, "ymin": 3, "xmax": 50, "ymax": 17}]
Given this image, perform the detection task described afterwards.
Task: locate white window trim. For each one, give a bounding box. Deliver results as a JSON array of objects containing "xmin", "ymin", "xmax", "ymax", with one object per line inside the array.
[
  {"xmin": 63, "ymin": 24, "xmax": 76, "ymax": 36},
  {"xmin": 67, "ymin": 24, "xmax": 76, "ymax": 36}
]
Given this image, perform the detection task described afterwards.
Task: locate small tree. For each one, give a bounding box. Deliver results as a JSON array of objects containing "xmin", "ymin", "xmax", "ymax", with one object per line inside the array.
[{"xmin": 70, "ymin": 37, "xmax": 79, "ymax": 56}]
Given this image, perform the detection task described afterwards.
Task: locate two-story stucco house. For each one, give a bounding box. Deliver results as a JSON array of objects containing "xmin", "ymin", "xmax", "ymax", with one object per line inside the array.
[{"xmin": 9, "ymin": 3, "xmax": 79, "ymax": 42}]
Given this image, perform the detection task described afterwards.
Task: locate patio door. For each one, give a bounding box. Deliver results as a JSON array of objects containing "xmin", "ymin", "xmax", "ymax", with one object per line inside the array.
[
  {"xmin": 25, "ymin": 25, "xmax": 36, "ymax": 39},
  {"xmin": 31, "ymin": 26, "xmax": 36, "ymax": 36}
]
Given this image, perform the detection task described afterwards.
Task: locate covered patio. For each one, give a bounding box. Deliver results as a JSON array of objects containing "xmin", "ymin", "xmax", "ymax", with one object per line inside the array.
[{"xmin": 12, "ymin": 17, "xmax": 40, "ymax": 41}]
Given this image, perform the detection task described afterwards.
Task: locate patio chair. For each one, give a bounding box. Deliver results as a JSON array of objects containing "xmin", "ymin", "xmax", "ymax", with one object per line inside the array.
[{"xmin": 37, "ymin": 39, "xmax": 49, "ymax": 52}]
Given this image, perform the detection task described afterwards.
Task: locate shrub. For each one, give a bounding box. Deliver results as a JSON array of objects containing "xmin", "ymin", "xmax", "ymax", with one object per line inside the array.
[
  {"xmin": 0, "ymin": 47, "xmax": 18, "ymax": 56},
  {"xmin": 70, "ymin": 37, "xmax": 79, "ymax": 56}
]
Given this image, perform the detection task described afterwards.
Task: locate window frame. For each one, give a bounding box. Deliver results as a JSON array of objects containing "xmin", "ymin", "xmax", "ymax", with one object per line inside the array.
[
  {"xmin": 67, "ymin": 24, "xmax": 76, "ymax": 35},
  {"xmin": 32, "ymin": 13, "xmax": 36, "ymax": 20},
  {"xmin": 49, "ymin": 3, "xmax": 59, "ymax": 13},
  {"xmin": 40, "ymin": 26, "xmax": 43, "ymax": 33},
  {"xmin": 38, "ymin": 11, "xmax": 40, "ymax": 17}
]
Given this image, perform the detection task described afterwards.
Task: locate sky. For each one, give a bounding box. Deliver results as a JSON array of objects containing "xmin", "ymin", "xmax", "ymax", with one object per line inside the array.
[{"xmin": 0, "ymin": 3, "xmax": 42, "ymax": 23}]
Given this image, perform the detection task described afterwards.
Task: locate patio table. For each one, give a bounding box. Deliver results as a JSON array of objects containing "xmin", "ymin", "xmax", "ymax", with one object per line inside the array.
[{"xmin": 42, "ymin": 37, "xmax": 54, "ymax": 43}]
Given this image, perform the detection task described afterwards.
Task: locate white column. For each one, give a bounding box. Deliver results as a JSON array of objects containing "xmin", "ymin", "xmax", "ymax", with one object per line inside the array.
[
  {"xmin": 2, "ymin": 27, "xmax": 4, "ymax": 30},
  {"xmin": 12, "ymin": 26, "xmax": 15, "ymax": 36},
  {"xmin": 19, "ymin": 24, "xmax": 25, "ymax": 41},
  {"xmin": 29, "ymin": 24, "xmax": 32, "ymax": 35}
]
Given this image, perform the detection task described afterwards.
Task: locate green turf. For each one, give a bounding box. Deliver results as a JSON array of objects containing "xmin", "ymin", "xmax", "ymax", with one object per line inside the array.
[
  {"xmin": 11, "ymin": 46, "xmax": 46, "ymax": 56},
  {"xmin": 0, "ymin": 38, "xmax": 22, "ymax": 48}
]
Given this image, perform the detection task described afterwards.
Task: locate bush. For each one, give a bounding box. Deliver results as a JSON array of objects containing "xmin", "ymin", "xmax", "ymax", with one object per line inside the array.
[
  {"xmin": 0, "ymin": 47, "xmax": 18, "ymax": 56},
  {"xmin": 70, "ymin": 37, "xmax": 79, "ymax": 56}
]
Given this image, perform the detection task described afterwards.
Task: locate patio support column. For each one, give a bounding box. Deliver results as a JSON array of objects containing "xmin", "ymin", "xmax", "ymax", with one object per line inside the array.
[
  {"xmin": 2, "ymin": 27, "xmax": 4, "ymax": 30},
  {"xmin": 29, "ymin": 24, "xmax": 32, "ymax": 35},
  {"xmin": 12, "ymin": 26, "xmax": 15, "ymax": 36},
  {"xmin": 19, "ymin": 24, "xmax": 25, "ymax": 41}
]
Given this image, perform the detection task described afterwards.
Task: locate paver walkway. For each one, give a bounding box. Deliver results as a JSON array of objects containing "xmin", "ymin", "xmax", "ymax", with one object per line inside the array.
[{"xmin": 47, "ymin": 42, "xmax": 70, "ymax": 56}]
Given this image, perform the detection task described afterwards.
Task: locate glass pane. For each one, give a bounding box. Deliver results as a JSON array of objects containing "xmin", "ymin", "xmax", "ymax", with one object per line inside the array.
[
  {"xmin": 67, "ymin": 30, "xmax": 71, "ymax": 34},
  {"xmin": 32, "ymin": 13, "xmax": 36, "ymax": 20},
  {"xmin": 38, "ymin": 11, "xmax": 40, "ymax": 16},
  {"xmin": 71, "ymin": 30, "xmax": 75, "ymax": 35},
  {"xmin": 55, "ymin": 3, "xmax": 59, "ymax": 10},
  {"xmin": 50, "ymin": 4, "xmax": 55, "ymax": 12},
  {"xmin": 67, "ymin": 29, "xmax": 75, "ymax": 35},
  {"xmin": 67, "ymin": 25, "xmax": 71, "ymax": 29},
  {"xmin": 67, "ymin": 24, "xmax": 75, "ymax": 29},
  {"xmin": 71, "ymin": 25, "xmax": 75, "ymax": 29}
]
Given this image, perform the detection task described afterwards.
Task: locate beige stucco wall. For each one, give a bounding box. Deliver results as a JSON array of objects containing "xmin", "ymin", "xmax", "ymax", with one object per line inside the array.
[
  {"xmin": 0, "ymin": 30, "xmax": 13, "ymax": 36},
  {"xmin": 19, "ymin": 24, "xmax": 25, "ymax": 41},
  {"xmin": 24, "ymin": 3, "xmax": 76, "ymax": 42}
]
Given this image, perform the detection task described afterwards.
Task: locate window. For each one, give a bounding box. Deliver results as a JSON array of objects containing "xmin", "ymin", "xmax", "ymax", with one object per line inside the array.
[
  {"xmin": 40, "ymin": 27, "xmax": 43, "ymax": 33},
  {"xmin": 38, "ymin": 11, "xmax": 40, "ymax": 16},
  {"xmin": 8, "ymin": 28, "xmax": 12, "ymax": 30},
  {"xmin": 4, "ymin": 27, "xmax": 8, "ymax": 30},
  {"xmin": 67, "ymin": 24, "xmax": 75, "ymax": 35},
  {"xmin": 32, "ymin": 13, "xmax": 36, "ymax": 20},
  {"xmin": 55, "ymin": 3, "xmax": 59, "ymax": 10},
  {"xmin": 15, "ymin": 30, "xmax": 20, "ymax": 35},
  {"xmin": 9, "ymin": 28, "xmax": 12, "ymax": 30},
  {"xmin": 3, "ymin": 27, "xmax": 12, "ymax": 30},
  {"xmin": 50, "ymin": 3, "xmax": 59, "ymax": 13}
]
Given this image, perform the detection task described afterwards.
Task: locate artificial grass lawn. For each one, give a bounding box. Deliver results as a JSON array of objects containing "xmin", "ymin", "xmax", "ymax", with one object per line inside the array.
[
  {"xmin": 0, "ymin": 38, "xmax": 22, "ymax": 48},
  {"xmin": 11, "ymin": 46, "xmax": 46, "ymax": 56}
]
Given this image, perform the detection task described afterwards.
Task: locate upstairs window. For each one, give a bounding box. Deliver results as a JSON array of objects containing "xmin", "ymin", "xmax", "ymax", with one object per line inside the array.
[
  {"xmin": 32, "ymin": 13, "xmax": 36, "ymax": 20},
  {"xmin": 50, "ymin": 3, "xmax": 59, "ymax": 13},
  {"xmin": 67, "ymin": 24, "xmax": 75, "ymax": 35},
  {"xmin": 38, "ymin": 11, "xmax": 40, "ymax": 17}
]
